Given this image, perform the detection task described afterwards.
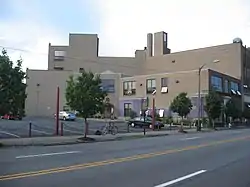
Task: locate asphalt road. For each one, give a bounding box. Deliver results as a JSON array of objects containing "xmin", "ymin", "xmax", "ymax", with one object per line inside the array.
[
  {"xmin": 0, "ymin": 128, "xmax": 250, "ymax": 187},
  {"xmin": 0, "ymin": 117, "xmax": 144, "ymax": 138}
]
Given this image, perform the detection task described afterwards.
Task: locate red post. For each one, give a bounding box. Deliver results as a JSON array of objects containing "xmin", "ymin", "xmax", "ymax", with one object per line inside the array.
[
  {"xmin": 152, "ymin": 96, "xmax": 155, "ymax": 131},
  {"xmin": 56, "ymin": 86, "xmax": 60, "ymax": 135}
]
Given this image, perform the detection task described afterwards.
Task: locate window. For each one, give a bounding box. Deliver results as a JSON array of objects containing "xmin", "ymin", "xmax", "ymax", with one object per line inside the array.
[
  {"xmin": 161, "ymin": 77, "xmax": 168, "ymax": 87},
  {"xmin": 54, "ymin": 51, "xmax": 66, "ymax": 61},
  {"xmin": 123, "ymin": 81, "xmax": 136, "ymax": 95},
  {"xmin": 101, "ymin": 79, "xmax": 115, "ymax": 93},
  {"xmin": 124, "ymin": 103, "xmax": 132, "ymax": 117},
  {"xmin": 146, "ymin": 79, "xmax": 156, "ymax": 94},
  {"xmin": 161, "ymin": 77, "xmax": 168, "ymax": 93},
  {"xmin": 224, "ymin": 79, "xmax": 229, "ymax": 93},
  {"xmin": 211, "ymin": 75, "xmax": 222, "ymax": 92},
  {"xmin": 230, "ymin": 81, "xmax": 239, "ymax": 91}
]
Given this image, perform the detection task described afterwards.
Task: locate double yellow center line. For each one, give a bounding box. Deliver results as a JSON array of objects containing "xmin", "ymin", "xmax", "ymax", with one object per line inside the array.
[{"xmin": 1, "ymin": 136, "xmax": 249, "ymax": 181}]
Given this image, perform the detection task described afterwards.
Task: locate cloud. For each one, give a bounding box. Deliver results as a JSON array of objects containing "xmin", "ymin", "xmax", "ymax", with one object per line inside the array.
[
  {"xmin": 97, "ymin": 0, "xmax": 250, "ymax": 56},
  {"xmin": 0, "ymin": 0, "xmax": 67, "ymax": 70}
]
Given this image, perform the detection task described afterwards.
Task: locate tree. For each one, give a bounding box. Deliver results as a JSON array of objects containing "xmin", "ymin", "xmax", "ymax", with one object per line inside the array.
[
  {"xmin": 170, "ymin": 92, "xmax": 193, "ymax": 130},
  {"xmin": 225, "ymin": 98, "xmax": 242, "ymax": 121},
  {"xmin": 65, "ymin": 69, "xmax": 107, "ymax": 138},
  {"xmin": 204, "ymin": 90, "xmax": 223, "ymax": 129},
  {"xmin": 243, "ymin": 106, "xmax": 250, "ymax": 120},
  {"xmin": 0, "ymin": 49, "xmax": 26, "ymax": 116}
]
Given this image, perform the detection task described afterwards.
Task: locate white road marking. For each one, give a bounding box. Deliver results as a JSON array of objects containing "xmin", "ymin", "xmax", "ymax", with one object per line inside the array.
[
  {"xmin": 0, "ymin": 130, "xmax": 20, "ymax": 138},
  {"xmin": 180, "ymin": 136, "xmax": 201, "ymax": 141},
  {"xmin": 154, "ymin": 170, "xmax": 207, "ymax": 187},
  {"xmin": 16, "ymin": 151, "xmax": 81, "ymax": 159},
  {"xmin": 31, "ymin": 129, "xmax": 51, "ymax": 135}
]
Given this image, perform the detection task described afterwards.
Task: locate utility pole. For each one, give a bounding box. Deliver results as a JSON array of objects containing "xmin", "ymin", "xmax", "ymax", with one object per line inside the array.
[
  {"xmin": 56, "ymin": 86, "xmax": 60, "ymax": 135},
  {"xmin": 197, "ymin": 67, "xmax": 202, "ymax": 131}
]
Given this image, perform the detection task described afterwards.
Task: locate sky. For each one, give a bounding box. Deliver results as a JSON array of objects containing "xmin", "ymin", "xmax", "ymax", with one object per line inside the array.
[{"xmin": 0, "ymin": 0, "xmax": 249, "ymax": 70}]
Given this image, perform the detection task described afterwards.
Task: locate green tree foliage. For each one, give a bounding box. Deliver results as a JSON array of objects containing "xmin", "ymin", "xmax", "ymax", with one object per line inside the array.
[
  {"xmin": 0, "ymin": 49, "xmax": 26, "ymax": 116},
  {"xmin": 225, "ymin": 98, "xmax": 242, "ymax": 121},
  {"xmin": 170, "ymin": 92, "xmax": 193, "ymax": 118},
  {"xmin": 204, "ymin": 90, "xmax": 223, "ymax": 128},
  {"xmin": 243, "ymin": 107, "xmax": 250, "ymax": 120},
  {"xmin": 170, "ymin": 92, "xmax": 193, "ymax": 130},
  {"xmin": 65, "ymin": 69, "xmax": 107, "ymax": 137}
]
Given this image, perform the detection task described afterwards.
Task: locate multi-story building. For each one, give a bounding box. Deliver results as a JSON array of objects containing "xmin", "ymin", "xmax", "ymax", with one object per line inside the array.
[{"xmin": 25, "ymin": 31, "xmax": 250, "ymax": 117}]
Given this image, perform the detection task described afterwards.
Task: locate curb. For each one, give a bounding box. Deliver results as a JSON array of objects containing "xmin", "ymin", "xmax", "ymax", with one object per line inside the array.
[{"xmin": 1, "ymin": 127, "xmax": 249, "ymax": 148}]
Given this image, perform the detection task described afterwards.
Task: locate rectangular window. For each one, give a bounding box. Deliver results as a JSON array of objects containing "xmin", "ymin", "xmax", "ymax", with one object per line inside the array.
[
  {"xmin": 101, "ymin": 79, "xmax": 115, "ymax": 93},
  {"xmin": 230, "ymin": 81, "xmax": 239, "ymax": 91},
  {"xmin": 54, "ymin": 51, "xmax": 66, "ymax": 61},
  {"xmin": 224, "ymin": 79, "xmax": 229, "ymax": 93},
  {"xmin": 124, "ymin": 103, "xmax": 132, "ymax": 117},
  {"xmin": 123, "ymin": 81, "xmax": 136, "ymax": 95},
  {"xmin": 146, "ymin": 79, "xmax": 156, "ymax": 94},
  {"xmin": 211, "ymin": 75, "xmax": 222, "ymax": 92},
  {"xmin": 161, "ymin": 77, "xmax": 168, "ymax": 87}
]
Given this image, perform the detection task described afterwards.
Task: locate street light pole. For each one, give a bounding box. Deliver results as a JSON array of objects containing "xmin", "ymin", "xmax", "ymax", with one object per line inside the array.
[
  {"xmin": 197, "ymin": 67, "xmax": 202, "ymax": 131},
  {"xmin": 197, "ymin": 60, "xmax": 219, "ymax": 131}
]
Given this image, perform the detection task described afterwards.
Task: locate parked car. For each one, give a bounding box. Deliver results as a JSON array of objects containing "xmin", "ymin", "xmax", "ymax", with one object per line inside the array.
[
  {"xmin": 127, "ymin": 116, "xmax": 164, "ymax": 129},
  {"xmin": 1, "ymin": 114, "xmax": 22, "ymax": 120},
  {"xmin": 54, "ymin": 111, "xmax": 76, "ymax": 121}
]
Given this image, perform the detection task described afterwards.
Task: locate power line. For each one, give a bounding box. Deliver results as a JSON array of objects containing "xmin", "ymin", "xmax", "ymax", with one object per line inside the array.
[{"xmin": 0, "ymin": 45, "xmax": 158, "ymax": 72}]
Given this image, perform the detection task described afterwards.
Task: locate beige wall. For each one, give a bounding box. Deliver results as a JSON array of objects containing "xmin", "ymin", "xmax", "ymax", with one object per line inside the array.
[
  {"xmin": 26, "ymin": 70, "xmax": 122, "ymax": 117},
  {"xmin": 119, "ymin": 69, "xmax": 209, "ymax": 108},
  {"xmin": 145, "ymin": 43, "xmax": 242, "ymax": 79},
  {"xmin": 48, "ymin": 33, "xmax": 146, "ymax": 76}
]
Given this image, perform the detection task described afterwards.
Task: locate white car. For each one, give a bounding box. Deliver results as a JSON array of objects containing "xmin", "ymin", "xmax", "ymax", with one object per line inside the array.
[{"xmin": 54, "ymin": 111, "xmax": 76, "ymax": 121}]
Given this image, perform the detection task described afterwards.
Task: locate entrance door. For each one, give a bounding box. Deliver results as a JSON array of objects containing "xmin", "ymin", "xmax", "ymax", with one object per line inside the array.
[{"xmin": 124, "ymin": 103, "xmax": 132, "ymax": 117}]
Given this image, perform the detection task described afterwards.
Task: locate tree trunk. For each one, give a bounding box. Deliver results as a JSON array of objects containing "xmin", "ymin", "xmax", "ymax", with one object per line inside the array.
[
  {"xmin": 84, "ymin": 118, "xmax": 88, "ymax": 138},
  {"xmin": 212, "ymin": 119, "xmax": 215, "ymax": 129},
  {"xmin": 180, "ymin": 116, "xmax": 184, "ymax": 132}
]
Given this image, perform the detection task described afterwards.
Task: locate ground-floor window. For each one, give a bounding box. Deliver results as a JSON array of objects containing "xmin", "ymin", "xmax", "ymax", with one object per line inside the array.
[{"xmin": 124, "ymin": 103, "xmax": 132, "ymax": 117}]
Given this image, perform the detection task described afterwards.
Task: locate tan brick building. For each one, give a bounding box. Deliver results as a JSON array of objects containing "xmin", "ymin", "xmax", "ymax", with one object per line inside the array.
[{"xmin": 25, "ymin": 31, "xmax": 250, "ymax": 117}]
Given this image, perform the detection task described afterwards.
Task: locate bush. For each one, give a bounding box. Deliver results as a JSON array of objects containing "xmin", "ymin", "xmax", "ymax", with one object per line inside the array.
[{"xmin": 163, "ymin": 117, "xmax": 173, "ymax": 124}]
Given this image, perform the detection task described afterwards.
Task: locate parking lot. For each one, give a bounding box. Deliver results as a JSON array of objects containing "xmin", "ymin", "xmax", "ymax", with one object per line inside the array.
[{"xmin": 0, "ymin": 117, "xmax": 146, "ymax": 139}]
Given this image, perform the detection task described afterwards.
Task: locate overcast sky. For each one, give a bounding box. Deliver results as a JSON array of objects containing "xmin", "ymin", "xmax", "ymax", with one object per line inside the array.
[{"xmin": 0, "ymin": 0, "xmax": 249, "ymax": 70}]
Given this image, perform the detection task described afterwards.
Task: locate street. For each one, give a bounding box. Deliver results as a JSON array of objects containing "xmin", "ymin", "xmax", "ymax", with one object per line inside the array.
[
  {"xmin": 0, "ymin": 117, "xmax": 143, "ymax": 138},
  {"xmin": 0, "ymin": 129, "xmax": 250, "ymax": 187}
]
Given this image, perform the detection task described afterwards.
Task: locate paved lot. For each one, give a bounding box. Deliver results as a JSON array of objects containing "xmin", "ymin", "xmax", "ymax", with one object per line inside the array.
[
  {"xmin": 0, "ymin": 129, "xmax": 250, "ymax": 187},
  {"xmin": 0, "ymin": 117, "xmax": 149, "ymax": 139}
]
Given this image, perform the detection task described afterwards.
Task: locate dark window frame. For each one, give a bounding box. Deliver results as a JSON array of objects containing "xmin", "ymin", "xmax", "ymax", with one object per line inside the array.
[
  {"xmin": 146, "ymin": 79, "xmax": 156, "ymax": 94},
  {"xmin": 124, "ymin": 103, "xmax": 132, "ymax": 117},
  {"xmin": 123, "ymin": 81, "xmax": 136, "ymax": 95},
  {"xmin": 161, "ymin": 77, "xmax": 168, "ymax": 87},
  {"xmin": 211, "ymin": 75, "xmax": 222, "ymax": 92}
]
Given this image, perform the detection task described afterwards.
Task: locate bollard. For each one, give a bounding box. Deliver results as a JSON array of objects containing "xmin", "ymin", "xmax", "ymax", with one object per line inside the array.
[
  {"xmin": 127, "ymin": 123, "xmax": 130, "ymax": 133},
  {"xmin": 60, "ymin": 122, "xmax": 64, "ymax": 136},
  {"xmin": 29, "ymin": 122, "xmax": 32, "ymax": 137},
  {"xmin": 143, "ymin": 127, "xmax": 146, "ymax": 135}
]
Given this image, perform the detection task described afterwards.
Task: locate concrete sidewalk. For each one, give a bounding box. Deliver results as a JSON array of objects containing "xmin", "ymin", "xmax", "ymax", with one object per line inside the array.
[{"xmin": 1, "ymin": 126, "xmax": 246, "ymax": 147}]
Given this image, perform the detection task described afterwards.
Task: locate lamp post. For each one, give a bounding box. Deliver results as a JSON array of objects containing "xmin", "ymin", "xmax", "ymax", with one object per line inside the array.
[
  {"xmin": 197, "ymin": 60, "xmax": 220, "ymax": 131},
  {"xmin": 152, "ymin": 90, "xmax": 156, "ymax": 131}
]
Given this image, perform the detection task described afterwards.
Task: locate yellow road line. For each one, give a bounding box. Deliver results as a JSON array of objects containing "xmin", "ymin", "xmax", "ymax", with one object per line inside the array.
[{"xmin": 0, "ymin": 136, "xmax": 249, "ymax": 181}]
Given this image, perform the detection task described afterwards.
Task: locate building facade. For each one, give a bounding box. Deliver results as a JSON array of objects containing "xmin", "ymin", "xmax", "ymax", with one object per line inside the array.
[{"xmin": 25, "ymin": 31, "xmax": 250, "ymax": 117}]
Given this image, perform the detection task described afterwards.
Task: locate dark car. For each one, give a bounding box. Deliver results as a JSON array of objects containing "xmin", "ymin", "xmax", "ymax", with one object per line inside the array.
[
  {"xmin": 1, "ymin": 114, "xmax": 22, "ymax": 120},
  {"xmin": 127, "ymin": 116, "xmax": 164, "ymax": 129}
]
